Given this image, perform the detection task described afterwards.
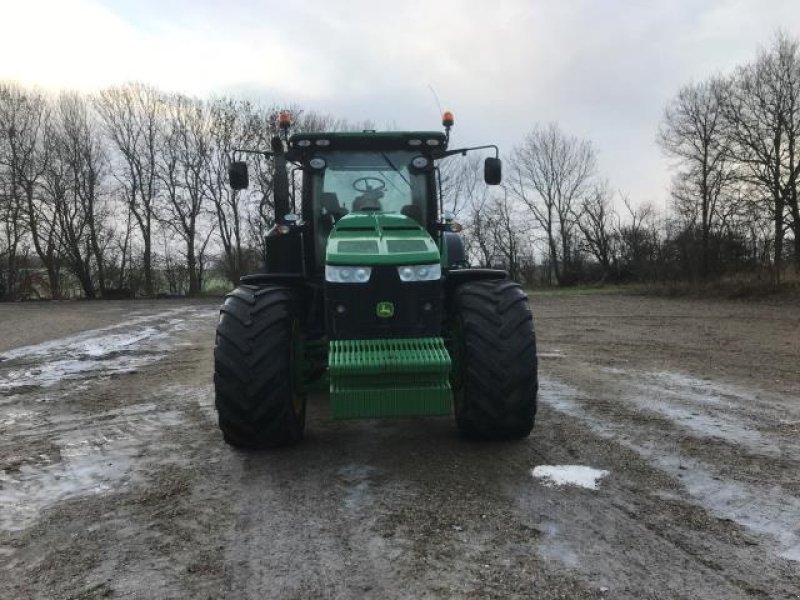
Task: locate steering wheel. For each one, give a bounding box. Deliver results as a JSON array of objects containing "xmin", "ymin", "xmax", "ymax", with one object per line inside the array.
[{"xmin": 352, "ymin": 177, "xmax": 386, "ymax": 193}]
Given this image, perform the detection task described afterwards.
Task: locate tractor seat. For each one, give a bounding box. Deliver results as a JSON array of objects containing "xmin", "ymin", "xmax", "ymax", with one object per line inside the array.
[
  {"xmin": 321, "ymin": 192, "xmax": 347, "ymax": 221},
  {"xmin": 352, "ymin": 192, "xmax": 383, "ymax": 212}
]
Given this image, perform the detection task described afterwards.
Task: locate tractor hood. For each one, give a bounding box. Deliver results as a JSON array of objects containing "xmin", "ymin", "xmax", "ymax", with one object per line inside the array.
[{"xmin": 326, "ymin": 213, "xmax": 440, "ymax": 266}]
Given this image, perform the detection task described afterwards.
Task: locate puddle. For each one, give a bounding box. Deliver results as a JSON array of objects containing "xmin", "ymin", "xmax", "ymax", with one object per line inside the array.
[
  {"xmin": 540, "ymin": 375, "xmax": 800, "ymax": 562},
  {"xmin": 651, "ymin": 452, "xmax": 800, "ymax": 562},
  {"xmin": 599, "ymin": 368, "xmax": 786, "ymax": 454},
  {"xmin": 636, "ymin": 400, "xmax": 776, "ymax": 454},
  {"xmin": 531, "ymin": 465, "xmax": 609, "ymax": 490},
  {"xmin": 161, "ymin": 383, "xmax": 215, "ymax": 422},
  {"xmin": 338, "ymin": 464, "xmax": 377, "ymax": 512},
  {"xmin": 0, "ymin": 403, "xmax": 185, "ymax": 532},
  {"xmin": 536, "ymin": 521, "xmax": 581, "ymax": 568},
  {"xmin": 0, "ymin": 308, "xmax": 215, "ymax": 395},
  {"xmin": 0, "ymin": 305, "xmax": 214, "ymax": 532},
  {"xmin": 0, "ymin": 308, "xmax": 188, "ymax": 362}
]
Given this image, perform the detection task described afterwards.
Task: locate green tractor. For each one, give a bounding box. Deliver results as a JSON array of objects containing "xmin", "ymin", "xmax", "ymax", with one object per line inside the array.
[{"xmin": 214, "ymin": 112, "xmax": 537, "ymax": 448}]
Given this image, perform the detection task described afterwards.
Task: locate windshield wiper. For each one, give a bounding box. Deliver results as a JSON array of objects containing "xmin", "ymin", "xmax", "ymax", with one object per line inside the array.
[{"xmin": 380, "ymin": 152, "xmax": 411, "ymax": 189}]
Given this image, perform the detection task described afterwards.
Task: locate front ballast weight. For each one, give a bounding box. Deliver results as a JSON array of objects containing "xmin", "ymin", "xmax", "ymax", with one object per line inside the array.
[{"xmin": 328, "ymin": 337, "xmax": 452, "ymax": 419}]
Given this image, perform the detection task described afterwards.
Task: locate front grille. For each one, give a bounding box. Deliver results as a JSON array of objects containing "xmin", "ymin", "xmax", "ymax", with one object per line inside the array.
[
  {"xmin": 387, "ymin": 239, "xmax": 427, "ymax": 253},
  {"xmin": 325, "ymin": 265, "xmax": 442, "ymax": 339}
]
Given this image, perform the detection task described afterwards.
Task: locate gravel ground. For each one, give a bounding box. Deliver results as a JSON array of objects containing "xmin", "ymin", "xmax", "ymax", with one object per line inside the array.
[{"xmin": 0, "ymin": 293, "xmax": 798, "ymax": 599}]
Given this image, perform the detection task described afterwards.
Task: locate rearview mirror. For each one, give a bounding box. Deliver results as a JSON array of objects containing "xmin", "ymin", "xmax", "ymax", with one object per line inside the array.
[
  {"xmin": 229, "ymin": 161, "xmax": 249, "ymax": 190},
  {"xmin": 484, "ymin": 157, "xmax": 502, "ymax": 185}
]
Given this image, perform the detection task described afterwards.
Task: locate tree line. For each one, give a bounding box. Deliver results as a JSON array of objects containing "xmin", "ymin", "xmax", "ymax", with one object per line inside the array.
[
  {"xmin": 450, "ymin": 33, "xmax": 800, "ymax": 286},
  {"xmin": 1, "ymin": 33, "xmax": 799, "ymax": 299},
  {"xmin": 0, "ymin": 82, "xmax": 361, "ymax": 299}
]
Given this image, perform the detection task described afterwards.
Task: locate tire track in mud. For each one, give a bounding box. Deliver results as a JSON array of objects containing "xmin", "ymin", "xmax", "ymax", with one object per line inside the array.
[
  {"xmin": 212, "ymin": 294, "xmax": 799, "ymax": 599},
  {"xmin": 225, "ymin": 388, "xmax": 797, "ymax": 599},
  {"xmin": 2, "ymin": 296, "xmax": 800, "ymax": 599},
  {"xmin": 0, "ymin": 306, "xmax": 217, "ymax": 530},
  {"xmin": 538, "ymin": 362, "xmax": 800, "ymax": 562},
  {"xmin": 0, "ymin": 304, "xmax": 233, "ymax": 599},
  {"xmin": 225, "ymin": 410, "xmax": 596, "ymax": 599},
  {"xmin": 0, "ymin": 307, "xmax": 207, "ymax": 395},
  {"xmin": 521, "ymin": 330, "xmax": 799, "ymax": 600}
]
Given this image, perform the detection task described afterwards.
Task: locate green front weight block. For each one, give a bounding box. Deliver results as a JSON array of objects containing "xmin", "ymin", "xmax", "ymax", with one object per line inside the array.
[{"xmin": 329, "ymin": 337, "xmax": 452, "ymax": 419}]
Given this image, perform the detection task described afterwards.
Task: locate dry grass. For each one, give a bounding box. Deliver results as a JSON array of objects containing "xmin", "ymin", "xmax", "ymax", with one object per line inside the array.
[
  {"xmin": 630, "ymin": 271, "xmax": 800, "ymax": 300},
  {"xmin": 527, "ymin": 270, "xmax": 800, "ymax": 301}
]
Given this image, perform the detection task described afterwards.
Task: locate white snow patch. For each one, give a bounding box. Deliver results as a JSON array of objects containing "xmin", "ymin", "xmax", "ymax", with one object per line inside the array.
[{"xmin": 531, "ymin": 465, "xmax": 609, "ymax": 490}]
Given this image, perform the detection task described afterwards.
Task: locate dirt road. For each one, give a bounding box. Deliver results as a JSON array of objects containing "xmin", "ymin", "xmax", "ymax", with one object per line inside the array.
[{"xmin": 0, "ymin": 294, "xmax": 798, "ymax": 599}]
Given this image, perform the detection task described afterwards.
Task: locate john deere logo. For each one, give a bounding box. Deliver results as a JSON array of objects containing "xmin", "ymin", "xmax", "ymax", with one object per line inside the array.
[{"xmin": 376, "ymin": 301, "xmax": 395, "ymax": 318}]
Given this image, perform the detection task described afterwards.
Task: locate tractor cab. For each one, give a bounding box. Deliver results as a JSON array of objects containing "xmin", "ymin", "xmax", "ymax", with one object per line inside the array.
[{"xmin": 287, "ymin": 131, "xmax": 446, "ymax": 268}]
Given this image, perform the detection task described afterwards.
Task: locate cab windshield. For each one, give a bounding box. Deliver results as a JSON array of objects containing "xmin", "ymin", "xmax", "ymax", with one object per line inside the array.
[
  {"xmin": 314, "ymin": 150, "xmax": 427, "ymax": 221},
  {"xmin": 310, "ymin": 150, "xmax": 430, "ymax": 260}
]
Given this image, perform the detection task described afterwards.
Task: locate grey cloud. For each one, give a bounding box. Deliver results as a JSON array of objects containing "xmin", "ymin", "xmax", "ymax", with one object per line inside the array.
[{"xmin": 15, "ymin": 0, "xmax": 800, "ymax": 204}]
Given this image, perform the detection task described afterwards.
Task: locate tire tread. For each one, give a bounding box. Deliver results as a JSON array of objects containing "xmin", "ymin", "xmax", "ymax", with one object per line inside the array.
[
  {"xmin": 452, "ymin": 279, "xmax": 538, "ymax": 439},
  {"xmin": 213, "ymin": 284, "xmax": 304, "ymax": 448}
]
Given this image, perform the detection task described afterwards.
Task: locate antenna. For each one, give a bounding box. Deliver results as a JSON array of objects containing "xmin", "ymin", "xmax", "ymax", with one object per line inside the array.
[{"xmin": 428, "ymin": 84, "xmax": 444, "ymax": 116}]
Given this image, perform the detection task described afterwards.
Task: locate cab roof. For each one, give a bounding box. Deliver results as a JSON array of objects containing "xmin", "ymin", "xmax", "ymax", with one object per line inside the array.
[{"xmin": 289, "ymin": 131, "xmax": 448, "ymax": 152}]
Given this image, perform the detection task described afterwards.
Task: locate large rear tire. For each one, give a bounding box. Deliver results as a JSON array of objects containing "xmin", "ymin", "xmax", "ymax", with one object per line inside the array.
[
  {"xmin": 450, "ymin": 279, "xmax": 538, "ymax": 439},
  {"xmin": 213, "ymin": 285, "xmax": 306, "ymax": 449}
]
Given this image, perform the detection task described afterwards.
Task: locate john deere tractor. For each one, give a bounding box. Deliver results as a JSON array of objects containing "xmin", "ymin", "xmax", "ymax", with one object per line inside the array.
[{"xmin": 214, "ymin": 112, "xmax": 537, "ymax": 448}]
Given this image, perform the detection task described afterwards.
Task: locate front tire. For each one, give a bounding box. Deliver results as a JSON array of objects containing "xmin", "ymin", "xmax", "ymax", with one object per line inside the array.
[
  {"xmin": 213, "ymin": 285, "xmax": 306, "ymax": 449},
  {"xmin": 450, "ymin": 279, "xmax": 538, "ymax": 439}
]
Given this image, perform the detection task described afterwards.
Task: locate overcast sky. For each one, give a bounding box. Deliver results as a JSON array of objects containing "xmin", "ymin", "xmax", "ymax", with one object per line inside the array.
[{"xmin": 1, "ymin": 0, "xmax": 799, "ymax": 208}]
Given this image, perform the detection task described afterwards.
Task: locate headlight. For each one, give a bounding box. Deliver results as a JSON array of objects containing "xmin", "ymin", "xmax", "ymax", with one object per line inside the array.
[
  {"xmin": 397, "ymin": 264, "xmax": 441, "ymax": 282},
  {"xmin": 326, "ymin": 265, "xmax": 372, "ymax": 283}
]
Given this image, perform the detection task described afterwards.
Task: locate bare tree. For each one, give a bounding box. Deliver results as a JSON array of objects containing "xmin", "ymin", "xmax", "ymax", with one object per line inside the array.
[
  {"xmin": 575, "ymin": 183, "xmax": 619, "ymax": 279},
  {"xmin": 722, "ymin": 34, "xmax": 800, "ymax": 281},
  {"xmin": 48, "ymin": 92, "xmax": 109, "ymax": 297},
  {"xmin": 158, "ymin": 94, "xmax": 213, "ymax": 296},
  {"xmin": 509, "ymin": 123, "xmax": 596, "ymax": 285},
  {"xmin": 439, "ymin": 154, "xmax": 471, "ymax": 218},
  {"xmin": 0, "ymin": 159, "xmax": 26, "ymax": 299},
  {"xmin": 106, "ymin": 204, "xmax": 134, "ymax": 293},
  {"xmin": 443, "ymin": 154, "xmax": 488, "ymax": 264},
  {"xmin": 0, "ymin": 83, "xmax": 64, "ymax": 297},
  {"xmin": 0, "ymin": 86, "xmax": 27, "ymax": 298},
  {"xmin": 617, "ymin": 196, "xmax": 661, "ymax": 281},
  {"xmin": 94, "ymin": 83, "xmax": 162, "ymax": 295},
  {"xmin": 659, "ymin": 77, "xmax": 735, "ymax": 279},
  {"xmin": 205, "ymin": 98, "xmax": 267, "ymax": 284},
  {"xmin": 486, "ymin": 190, "xmax": 528, "ymax": 281}
]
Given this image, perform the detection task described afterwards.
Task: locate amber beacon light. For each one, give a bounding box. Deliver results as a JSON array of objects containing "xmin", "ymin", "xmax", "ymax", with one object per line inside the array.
[
  {"xmin": 442, "ymin": 111, "xmax": 454, "ymax": 128},
  {"xmin": 278, "ymin": 111, "xmax": 292, "ymax": 130}
]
